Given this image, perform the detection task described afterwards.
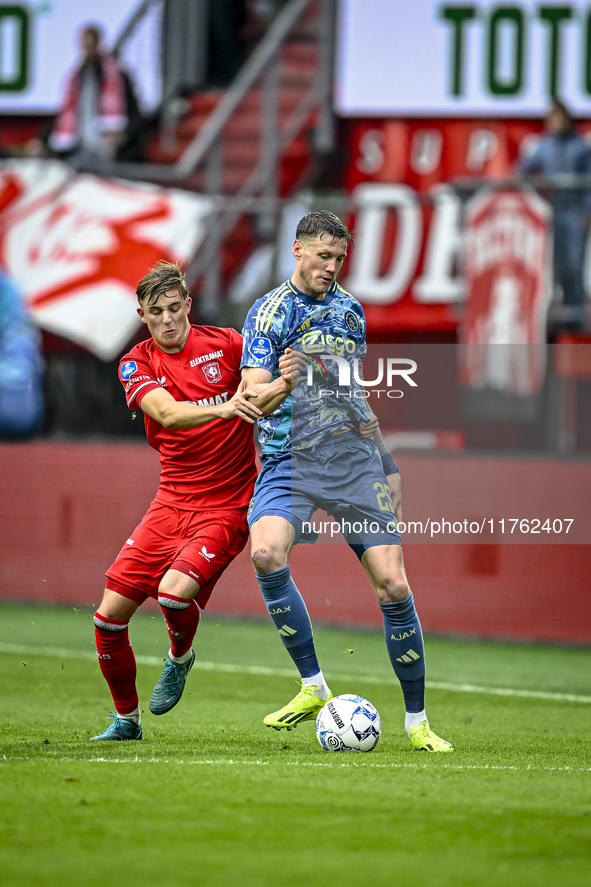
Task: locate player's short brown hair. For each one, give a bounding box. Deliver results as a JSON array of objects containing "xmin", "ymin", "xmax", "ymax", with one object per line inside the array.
[
  {"xmin": 136, "ymin": 261, "xmax": 189, "ymax": 307},
  {"xmin": 295, "ymin": 210, "xmax": 353, "ymax": 245}
]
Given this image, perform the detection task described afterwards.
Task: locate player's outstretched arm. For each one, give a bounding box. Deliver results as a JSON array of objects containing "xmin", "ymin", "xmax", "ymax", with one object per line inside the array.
[
  {"xmin": 360, "ymin": 408, "xmax": 402, "ymax": 522},
  {"xmin": 242, "ymin": 366, "xmax": 289, "ymax": 416},
  {"xmin": 242, "ymin": 349, "xmax": 306, "ymax": 416},
  {"xmin": 139, "ymin": 381, "xmax": 262, "ymax": 429},
  {"xmin": 278, "ymin": 348, "xmax": 307, "ymax": 388},
  {"xmin": 387, "ymin": 471, "xmax": 402, "ymax": 523}
]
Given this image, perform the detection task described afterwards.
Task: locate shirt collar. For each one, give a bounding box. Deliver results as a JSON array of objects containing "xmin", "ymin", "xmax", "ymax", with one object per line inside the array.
[{"xmin": 287, "ymin": 278, "xmax": 337, "ymax": 306}]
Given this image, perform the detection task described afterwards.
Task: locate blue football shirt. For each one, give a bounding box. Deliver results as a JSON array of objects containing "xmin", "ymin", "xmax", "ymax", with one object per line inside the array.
[{"xmin": 241, "ymin": 279, "xmax": 371, "ymax": 455}]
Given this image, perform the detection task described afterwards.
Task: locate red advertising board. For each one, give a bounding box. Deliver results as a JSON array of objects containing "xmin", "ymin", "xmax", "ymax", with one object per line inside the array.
[{"xmin": 342, "ymin": 118, "xmax": 589, "ymax": 335}]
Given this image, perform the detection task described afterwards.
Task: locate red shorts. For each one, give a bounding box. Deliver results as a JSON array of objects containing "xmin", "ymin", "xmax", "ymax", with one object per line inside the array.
[{"xmin": 105, "ymin": 501, "xmax": 249, "ymax": 609}]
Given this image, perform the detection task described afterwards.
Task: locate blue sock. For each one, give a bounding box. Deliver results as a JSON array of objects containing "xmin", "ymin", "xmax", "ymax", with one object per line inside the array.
[
  {"xmin": 256, "ymin": 566, "xmax": 320, "ymax": 679},
  {"xmin": 380, "ymin": 592, "xmax": 425, "ymax": 713}
]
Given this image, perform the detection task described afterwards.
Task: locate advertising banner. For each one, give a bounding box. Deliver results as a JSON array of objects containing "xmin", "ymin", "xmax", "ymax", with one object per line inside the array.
[
  {"xmin": 0, "ymin": 159, "xmax": 212, "ymax": 359},
  {"xmin": 343, "ymin": 117, "xmax": 558, "ymax": 331},
  {"xmin": 459, "ymin": 188, "xmax": 552, "ymax": 394},
  {"xmin": 337, "ymin": 0, "xmax": 591, "ymax": 117},
  {"xmin": 0, "ymin": 0, "xmax": 141, "ymax": 111}
]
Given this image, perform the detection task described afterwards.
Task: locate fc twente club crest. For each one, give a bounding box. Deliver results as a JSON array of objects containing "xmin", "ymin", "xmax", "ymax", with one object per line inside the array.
[{"xmin": 201, "ymin": 361, "xmax": 222, "ymax": 384}]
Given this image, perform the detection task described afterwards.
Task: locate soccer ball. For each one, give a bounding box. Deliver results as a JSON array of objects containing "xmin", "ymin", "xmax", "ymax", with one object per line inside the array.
[{"xmin": 316, "ymin": 694, "xmax": 381, "ymax": 752}]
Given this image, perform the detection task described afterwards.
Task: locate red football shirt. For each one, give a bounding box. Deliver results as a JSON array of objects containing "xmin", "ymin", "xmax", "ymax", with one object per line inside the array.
[{"xmin": 119, "ymin": 325, "xmax": 257, "ymax": 510}]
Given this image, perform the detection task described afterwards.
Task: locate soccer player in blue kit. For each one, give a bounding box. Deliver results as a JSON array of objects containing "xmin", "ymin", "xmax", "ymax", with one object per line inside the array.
[{"xmin": 240, "ymin": 211, "xmax": 453, "ymax": 752}]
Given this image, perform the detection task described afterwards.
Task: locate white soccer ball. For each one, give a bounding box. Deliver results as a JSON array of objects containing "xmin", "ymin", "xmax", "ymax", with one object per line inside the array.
[{"xmin": 316, "ymin": 694, "xmax": 381, "ymax": 752}]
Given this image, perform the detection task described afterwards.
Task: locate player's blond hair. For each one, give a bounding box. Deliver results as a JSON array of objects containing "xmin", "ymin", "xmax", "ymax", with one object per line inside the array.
[{"xmin": 136, "ymin": 261, "xmax": 189, "ymax": 307}]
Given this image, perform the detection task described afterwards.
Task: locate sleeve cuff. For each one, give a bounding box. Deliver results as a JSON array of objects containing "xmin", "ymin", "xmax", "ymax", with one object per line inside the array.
[{"xmin": 381, "ymin": 452, "xmax": 399, "ymax": 476}]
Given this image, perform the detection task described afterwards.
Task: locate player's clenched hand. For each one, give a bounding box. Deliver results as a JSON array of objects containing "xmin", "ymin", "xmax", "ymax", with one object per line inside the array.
[
  {"xmin": 388, "ymin": 471, "xmax": 402, "ymax": 523},
  {"xmin": 278, "ymin": 348, "xmax": 307, "ymax": 389},
  {"xmin": 220, "ymin": 379, "xmax": 263, "ymax": 423},
  {"xmin": 359, "ymin": 412, "xmax": 379, "ymax": 439}
]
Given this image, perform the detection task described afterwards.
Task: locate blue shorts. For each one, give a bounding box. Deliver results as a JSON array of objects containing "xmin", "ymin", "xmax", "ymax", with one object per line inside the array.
[{"xmin": 247, "ymin": 433, "xmax": 401, "ymax": 558}]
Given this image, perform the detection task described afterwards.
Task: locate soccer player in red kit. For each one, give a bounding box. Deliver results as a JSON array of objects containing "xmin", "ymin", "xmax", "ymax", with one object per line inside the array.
[{"xmin": 91, "ymin": 261, "xmax": 262, "ymax": 741}]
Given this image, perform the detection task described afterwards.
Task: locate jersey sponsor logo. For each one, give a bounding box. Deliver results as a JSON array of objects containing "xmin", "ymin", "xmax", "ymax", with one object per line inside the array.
[
  {"xmin": 201, "ymin": 361, "xmax": 222, "ymax": 384},
  {"xmin": 190, "ymin": 349, "xmax": 224, "ymax": 368},
  {"xmin": 301, "ymin": 329, "xmax": 357, "ymax": 356},
  {"xmin": 197, "ymin": 392, "xmax": 229, "ymax": 407},
  {"xmin": 249, "ymin": 336, "xmax": 272, "ymax": 359},
  {"xmin": 157, "ymin": 376, "xmax": 167, "ymax": 387},
  {"xmin": 344, "ymin": 310, "xmax": 359, "ymax": 333},
  {"xmin": 199, "ymin": 545, "xmax": 216, "ymax": 562},
  {"xmin": 120, "ymin": 360, "xmax": 138, "ymax": 380},
  {"xmin": 126, "ymin": 538, "xmax": 135, "ymax": 545}
]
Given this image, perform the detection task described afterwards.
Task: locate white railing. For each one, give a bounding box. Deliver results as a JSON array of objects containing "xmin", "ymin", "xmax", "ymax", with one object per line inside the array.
[{"xmin": 108, "ymin": 0, "xmax": 336, "ymax": 319}]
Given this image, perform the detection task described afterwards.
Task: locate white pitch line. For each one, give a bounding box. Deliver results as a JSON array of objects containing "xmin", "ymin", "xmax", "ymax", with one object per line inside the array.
[
  {"xmin": 2, "ymin": 755, "xmax": 590, "ymax": 773},
  {"xmin": 424, "ymin": 680, "xmax": 591, "ymax": 704},
  {"xmin": 1, "ymin": 641, "xmax": 590, "ymax": 704}
]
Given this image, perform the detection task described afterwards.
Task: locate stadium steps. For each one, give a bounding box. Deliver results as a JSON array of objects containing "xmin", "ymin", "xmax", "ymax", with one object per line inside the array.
[
  {"xmin": 141, "ymin": 2, "xmax": 326, "ymax": 301},
  {"xmin": 144, "ymin": 28, "xmax": 321, "ymax": 198}
]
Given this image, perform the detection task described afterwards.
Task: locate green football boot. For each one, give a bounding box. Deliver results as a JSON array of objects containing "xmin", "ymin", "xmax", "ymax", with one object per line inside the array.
[
  {"xmin": 409, "ymin": 720, "xmax": 453, "ymax": 752},
  {"xmin": 264, "ymin": 683, "xmax": 333, "ymax": 731},
  {"xmin": 150, "ymin": 650, "xmax": 196, "ymax": 715},
  {"xmin": 90, "ymin": 713, "xmax": 142, "ymax": 741}
]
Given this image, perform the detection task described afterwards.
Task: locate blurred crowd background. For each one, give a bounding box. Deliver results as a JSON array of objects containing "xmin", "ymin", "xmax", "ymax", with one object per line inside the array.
[
  {"xmin": 0, "ymin": 0, "xmax": 590, "ymax": 454},
  {"xmin": 1, "ymin": 0, "xmax": 590, "ymax": 640}
]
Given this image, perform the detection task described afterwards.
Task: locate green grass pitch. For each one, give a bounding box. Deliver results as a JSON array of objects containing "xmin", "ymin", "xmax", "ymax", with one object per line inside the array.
[{"xmin": 0, "ymin": 602, "xmax": 590, "ymax": 887}]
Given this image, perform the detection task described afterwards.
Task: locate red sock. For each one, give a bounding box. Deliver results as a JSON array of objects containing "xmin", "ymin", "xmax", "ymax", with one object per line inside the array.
[
  {"xmin": 93, "ymin": 612, "xmax": 139, "ymax": 715},
  {"xmin": 158, "ymin": 593, "xmax": 200, "ymax": 658}
]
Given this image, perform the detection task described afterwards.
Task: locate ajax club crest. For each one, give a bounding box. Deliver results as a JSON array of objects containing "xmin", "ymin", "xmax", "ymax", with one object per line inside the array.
[
  {"xmin": 344, "ymin": 311, "xmax": 359, "ymax": 333},
  {"xmin": 201, "ymin": 361, "xmax": 222, "ymax": 384}
]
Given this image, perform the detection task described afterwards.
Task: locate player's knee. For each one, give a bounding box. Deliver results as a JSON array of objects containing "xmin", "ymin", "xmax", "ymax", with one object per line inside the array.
[
  {"xmin": 158, "ymin": 572, "xmax": 197, "ymax": 601},
  {"xmin": 375, "ymin": 577, "xmax": 410, "ymax": 604},
  {"xmin": 96, "ymin": 588, "xmax": 137, "ymax": 622},
  {"xmin": 251, "ymin": 545, "xmax": 287, "ymax": 575}
]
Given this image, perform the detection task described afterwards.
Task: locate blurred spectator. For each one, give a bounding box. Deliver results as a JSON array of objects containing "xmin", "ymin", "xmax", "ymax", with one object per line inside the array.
[
  {"xmin": 519, "ymin": 99, "xmax": 591, "ymax": 333},
  {"xmin": 48, "ymin": 24, "xmax": 143, "ymax": 164},
  {"xmin": 207, "ymin": 0, "xmax": 250, "ymax": 87},
  {"xmin": 206, "ymin": 0, "xmax": 289, "ymax": 87},
  {"xmin": 0, "ymin": 270, "xmax": 44, "ymax": 439}
]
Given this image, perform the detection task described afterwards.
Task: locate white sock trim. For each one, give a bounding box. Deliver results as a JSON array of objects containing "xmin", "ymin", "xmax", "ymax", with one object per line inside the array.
[
  {"xmin": 158, "ymin": 595, "xmax": 191, "ymax": 610},
  {"xmin": 116, "ymin": 707, "xmax": 140, "ymax": 725},
  {"xmin": 405, "ymin": 709, "xmax": 428, "ymax": 737},
  {"xmin": 169, "ymin": 647, "xmax": 194, "ymax": 665},
  {"xmin": 301, "ymin": 673, "xmax": 331, "ymax": 700}
]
